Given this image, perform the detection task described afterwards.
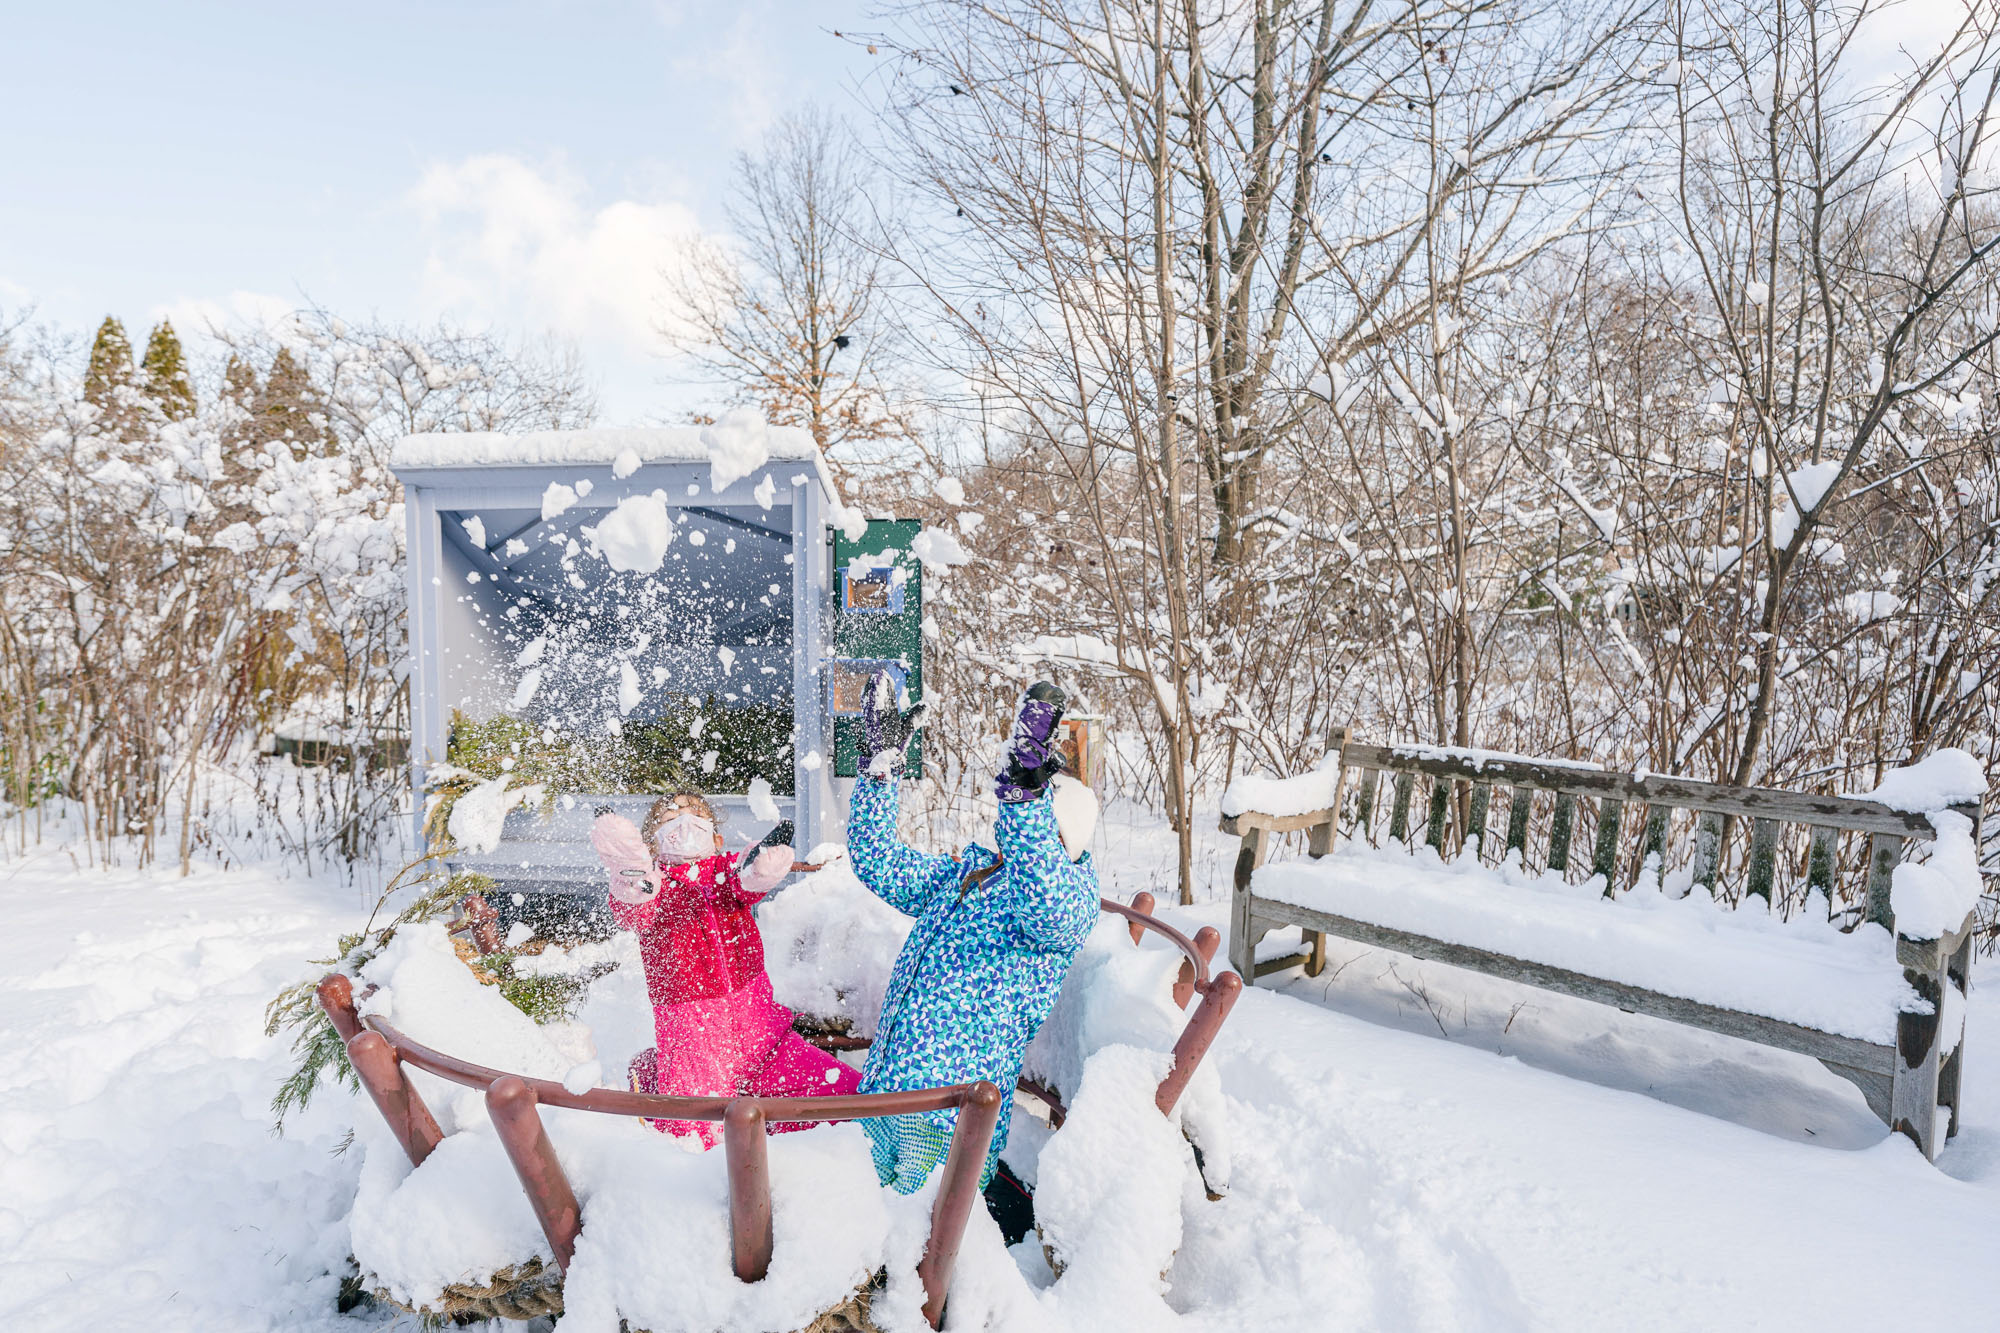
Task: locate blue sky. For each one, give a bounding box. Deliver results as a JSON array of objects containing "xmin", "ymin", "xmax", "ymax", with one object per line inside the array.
[{"xmin": 0, "ymin": 0, "xmax": 877, "ymax": 421}]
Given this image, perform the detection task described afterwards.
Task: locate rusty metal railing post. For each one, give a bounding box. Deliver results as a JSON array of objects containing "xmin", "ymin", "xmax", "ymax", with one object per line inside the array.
[
  {"xmin": 916, "ymin": 1081, "xmax": 1004, "ymax": 1329},
  {"xmin": 486, "ymin": 1075, "xmax": 582, "ymax": 1271},
  {"xmin": 462, "ymin": 892, "xmax": 503, "ymax": 954},
  {"xmin": 1173, "ymin": 926, "xmax": 1221, "ymax": 1010},
  {"xmin": 723, "ymin": 1099, "xmax": 774, "ymax": 1282},
  {"xmin": 1155, "ymin": 970, "xmax": 1242, "ymax": 1115},
  {"xmin": 345, "ymin": 1029, "xmax": 445, "ymax": 1167},
  {"xmin": 1127, "ymin": 891, "xmax": 1155, "ymax": 945},
  {"xmin": 316, "ymin": 973, "xmax": 362, "ymax": 1041}
]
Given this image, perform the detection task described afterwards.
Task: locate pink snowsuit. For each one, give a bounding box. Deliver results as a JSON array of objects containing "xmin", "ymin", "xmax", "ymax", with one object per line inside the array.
[{"xmin": 593, "ymin": 817, "xmax": 861, "ymax": 1146}]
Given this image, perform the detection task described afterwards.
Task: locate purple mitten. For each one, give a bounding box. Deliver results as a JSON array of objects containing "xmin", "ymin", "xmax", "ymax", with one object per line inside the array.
[
  {"xmin": 860, "ymin": 669, "xmax": 924, "ymax": 778},
  {"xmin": 995, "ymin": 681, "xmax": 1066, "ymax": 802}
]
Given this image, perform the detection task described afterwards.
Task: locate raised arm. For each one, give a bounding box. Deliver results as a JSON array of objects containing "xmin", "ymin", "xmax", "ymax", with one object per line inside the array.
[
  {"xmin": 733, "ymin": 843, "xmax": 795, "ymax": 902},
  {"xmin": 992, "ymin": 791, "xmax": 1100, "ymax": 951},
  {"xmin": 848, "ymin": 775, "xmax": 961, "ymax": 915},
  {"xmin": 593, "ymin": 812, "xmax": 663, "ymax": 932}
]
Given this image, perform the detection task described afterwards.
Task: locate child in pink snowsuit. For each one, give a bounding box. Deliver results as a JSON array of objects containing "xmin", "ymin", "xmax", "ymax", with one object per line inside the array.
[{"xmin": 591, "ymin": 791, "xmax": 861, "ymax": 1146}]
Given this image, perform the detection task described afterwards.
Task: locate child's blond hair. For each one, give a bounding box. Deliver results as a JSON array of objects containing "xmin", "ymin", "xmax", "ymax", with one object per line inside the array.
[{"xmin": 639, "ymin": 789, "xmax": 723, "ymax": 848}]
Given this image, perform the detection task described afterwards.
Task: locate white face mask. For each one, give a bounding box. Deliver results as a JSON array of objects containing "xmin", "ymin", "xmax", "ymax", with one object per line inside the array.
[{"xmin": 655, "ymin": 812, "xmax": 715, "ymax": 860}]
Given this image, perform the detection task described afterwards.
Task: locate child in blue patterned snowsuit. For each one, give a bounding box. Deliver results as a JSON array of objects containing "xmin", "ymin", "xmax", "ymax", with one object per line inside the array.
[{"xmin": 850, "ymin": 676, "xmax": 1099, "ymax": 1193}]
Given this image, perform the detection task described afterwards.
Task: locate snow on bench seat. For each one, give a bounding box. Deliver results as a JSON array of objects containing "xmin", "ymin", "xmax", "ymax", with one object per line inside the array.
[{"xmin": 1253, "ymin": 842, "xmax": 1924, "ymax": 1045}]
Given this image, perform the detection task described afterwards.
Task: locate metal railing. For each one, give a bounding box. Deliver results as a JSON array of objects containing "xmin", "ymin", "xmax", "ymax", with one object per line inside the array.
[{"xmin": 317, "ymin": 893, "xmax": 1239, "ymax": 1328}]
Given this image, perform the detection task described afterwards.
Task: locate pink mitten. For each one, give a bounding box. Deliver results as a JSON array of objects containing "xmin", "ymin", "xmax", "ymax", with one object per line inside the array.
[
  {"xmin": 592, "ymin": 812, "xmax": 660, "ymax": 904},
  {"xmin": 738, "ymin": 844, "xmax": 795, "ymax": 899}
]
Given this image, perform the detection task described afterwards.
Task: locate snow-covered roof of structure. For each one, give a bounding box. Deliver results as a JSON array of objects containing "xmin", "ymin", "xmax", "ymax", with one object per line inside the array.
[{"xmin": 390, "ymin": 419, "xmax": 820, "ymax": 473}]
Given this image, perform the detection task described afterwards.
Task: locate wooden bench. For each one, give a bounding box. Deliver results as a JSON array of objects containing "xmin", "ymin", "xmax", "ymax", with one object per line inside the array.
[{"xmin": 1222, "ymin": 732, "xmax": 1985, "ymax": 1161}]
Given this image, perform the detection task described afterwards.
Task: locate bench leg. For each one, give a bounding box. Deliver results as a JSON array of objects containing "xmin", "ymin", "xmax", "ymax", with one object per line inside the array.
[
  {"xmin": 1941, "ymin": 933, "xmax": 1972, "ymax": 1140},
  {"xmin": 1228, "ymin": 830, "xmax": 1268, "ymax": 984},
  {"xmin": 1889, "ymin": 934, "xmax": 1948, "ymax": 1161},
  {"xmin": 1303, "ymin": 930, "xmax": 1327, "ymax": 978}
]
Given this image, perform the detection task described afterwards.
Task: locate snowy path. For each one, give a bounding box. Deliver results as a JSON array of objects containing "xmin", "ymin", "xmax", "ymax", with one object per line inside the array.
[{"xmin": 5, "ymin": 840, "xmax": 2000, "ymax": 1330}]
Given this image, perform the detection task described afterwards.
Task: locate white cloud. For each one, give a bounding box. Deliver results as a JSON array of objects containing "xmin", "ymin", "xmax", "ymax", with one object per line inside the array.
[
  {"xmin": 149, "ymin": 289, "xmax": 296, "ymax": 342},
  {"xmin": 407, "ymin": 154, "xmax": 702, "ymax": 359}
]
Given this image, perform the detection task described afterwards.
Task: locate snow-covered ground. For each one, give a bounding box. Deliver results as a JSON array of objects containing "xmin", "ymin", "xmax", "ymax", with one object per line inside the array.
[
  {"xmin": 0, "ymin": 845, "xmax": 369, "ymax": 1330},
  {"xmin": 5, "ymin": 804, "xmax": 2000, "ymax": 1331}
]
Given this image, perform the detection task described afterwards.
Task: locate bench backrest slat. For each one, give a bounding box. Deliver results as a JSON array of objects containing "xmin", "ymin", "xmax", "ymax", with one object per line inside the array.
[
  {"xmin": 1505, "ymin": 785, "xmax": 1533, "ymax": 858},
  {"xmin": 1225, "ymin": 738, "xmax": 1980, "ymax": 938},
  {"xmin": 1466, "ymin": 783, "xmax": 1492, "ymax": 858},
  {"xmin": 1548, "ymin": 792, "xmax": 1577, "ymax": 877},
  {"xmin": 1864, "ymin": 834, "xmax": 1902, "ymax": 928},
  {"xmin": 1746, "ymin": 817, "xmax": 1781, "ymax": 902},
  {"xmin": 1388, "ymin": 771, "xmax": 1415, "ymax": 844},
  {"xmin": 1592, "ymin": 798, "xmax": 1624, "ymax": 891},
  {"xmin": 1345, "ymin": 743, "xmax": 1965, "ymax": 839},
  {"xmin": 1807, "ymin": 825, "xmax": 1839, "ymax": 906},
  {"xmin": 1425, "ymin": 781, "xmax": 1451, "ymax": 851},
  {"xmin": 1640, "ymin": 804, "xmax": 1669, "ymax": 886},
  {"xmin": 1355, "ymin": 768, "xmax": 1380, "ymax": 836}
]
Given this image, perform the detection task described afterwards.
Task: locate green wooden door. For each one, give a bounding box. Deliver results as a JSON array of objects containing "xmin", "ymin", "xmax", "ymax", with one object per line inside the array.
[{"xmin": 830, "ymin": 519, "xmax": 924, "ymax": 778}]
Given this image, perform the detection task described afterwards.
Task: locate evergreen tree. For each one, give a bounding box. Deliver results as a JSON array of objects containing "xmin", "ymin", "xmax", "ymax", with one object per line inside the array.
[
  {"xmin": 255, "ymin": 346, "xmax": 332, "ymax": 456},
  {"xmin": 219, "ymin": 354, "xmax": 261, "ymax": 449},
  {"xmin": 215, "ymin": 355, "xmax": 264, "ymax": 523},
  {"xmin": 83, "ymin": 316, "xmax": 142, "ymax": 434},
  {"xmin": 140, "ymin": 320, "xmax": 196, "ymax": 421}
]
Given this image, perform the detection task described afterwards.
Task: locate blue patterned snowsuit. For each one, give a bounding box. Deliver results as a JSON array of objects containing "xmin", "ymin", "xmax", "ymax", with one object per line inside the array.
[{"xmin": 850, "ymin": 774, "xmax": 1100, "ymax": 1192}]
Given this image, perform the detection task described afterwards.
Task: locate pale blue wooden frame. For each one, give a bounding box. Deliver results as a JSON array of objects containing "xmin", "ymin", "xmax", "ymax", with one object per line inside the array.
[{"xmin": 395, "ymin": 454, "xmax": 835, "ymax": 856}]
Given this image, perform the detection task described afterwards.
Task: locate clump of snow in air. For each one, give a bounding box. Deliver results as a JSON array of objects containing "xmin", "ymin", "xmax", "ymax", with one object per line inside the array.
[
  {"xmin": 1746, "ymin": 280, "xmax": 1770, "ymax": 305},
  {"xmin": 716, "ymin": 645, "xmax": 736, "ymax": 674},
  {"xmin": 515, "ymin": 635, "xmax": 547, "ymax": 667},
  {"xmin": 541, "ymin": 482, "xmax": 579, "ymax": 520},
  {"xmin": 562, "ymin": 1060, "xmax": 603, "ymax": 1096},
  {"xmin": 460, "ymin": 514, "xmax": 486, "ymax": 548},
  {"xmin": 759, "ymin": 859, "xmax": 911, "ymax": 1038},
  {"xmin": 754, "ymin": 474, "xmax": 778, "ymax": 510},
  {"xmin": 618, "ymin": 659, "xmax": 642, "ymax": 715},
  {"xmin": 445, "ymin": 774, "xmax": 544, "ymax": 854},
  {"xmin": 935, "ymin": 475, "xmax": 966, "ymax": 505},
  {"xmin": 612, "ymin": 447, "xmax": 643, "ymax": 479},
  {"xmin": 746, "ymin": 775, "xmax": 782, "ymax": 823},
  {"xmin": 829, "ymin": 495, "xmax": 869, "ymax": 542},
  {"xmin": 588, "ymin": 493, "xmax": 676, "ymax": 574},
  {"xmin": 503, "ymin": 921, "xmax": 535, "ymax": 949},
  {"xmin": 510, "ymin": 668, "xmax": 543, "ymax": 711},
  {"xmin": 701, "ymin": 409, "xmax": 774, "ymax": 492},
  {"xmin": 911, "ymin": 527, "xmax": 972, "ymax": 570}
]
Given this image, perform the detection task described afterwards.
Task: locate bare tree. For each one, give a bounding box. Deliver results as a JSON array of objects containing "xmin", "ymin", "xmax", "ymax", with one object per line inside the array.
[
  {"xmin": 661, "ymin": 108, "xmax": 915, "ymax": 475},
  {"xmin": 865, "ymin": 0, "xmax": 1656, "ymax": 898},
  {"xmin": 1658, "ymin": 0, "xmax": 2000, "ymax": 785}
]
